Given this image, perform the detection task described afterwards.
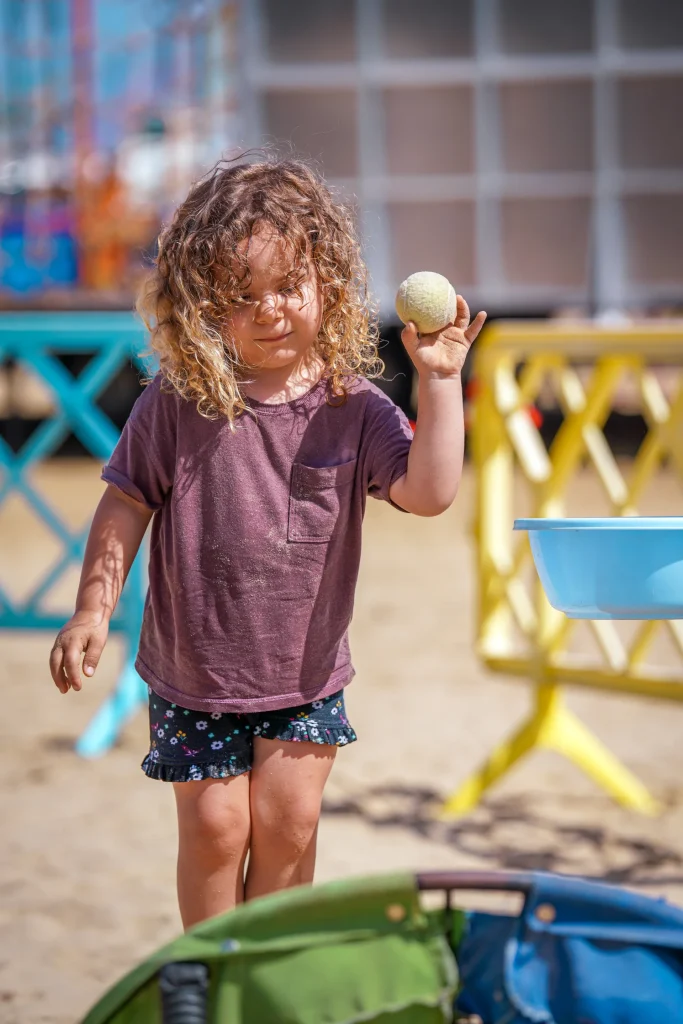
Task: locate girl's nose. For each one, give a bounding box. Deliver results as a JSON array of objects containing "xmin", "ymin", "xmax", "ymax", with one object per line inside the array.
[{"xmin": 254, "ymin": 293, "xmax": 282, "ymax": 324}]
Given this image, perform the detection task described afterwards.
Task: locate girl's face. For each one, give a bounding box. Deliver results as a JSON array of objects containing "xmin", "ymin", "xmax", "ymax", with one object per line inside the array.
[{"xmin": 227, "ymin": 222, "xmax": 323, "ymax": 373}]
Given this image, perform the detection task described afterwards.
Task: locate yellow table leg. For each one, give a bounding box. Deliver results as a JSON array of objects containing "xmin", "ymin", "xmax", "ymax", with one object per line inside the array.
[
  {"xmin": 440, "ymin": 684, "xmax": 659, "ymax": 819},
  {"xmin": 439, "ymin": 701, "xmax": 544, "ymax": 817},
  {"xmin": 546, "ymin": 697, "xmax": 659, "ymax": 815}
]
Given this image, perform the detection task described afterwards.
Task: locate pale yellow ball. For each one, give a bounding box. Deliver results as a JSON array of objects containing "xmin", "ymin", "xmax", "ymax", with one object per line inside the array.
[{"xmin": 395, "ymin": 271, "xmax": 457, "ymax": 335}]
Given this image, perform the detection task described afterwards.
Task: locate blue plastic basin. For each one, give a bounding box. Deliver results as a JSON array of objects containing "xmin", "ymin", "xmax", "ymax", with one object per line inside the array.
[{"xmin": 514, "ymin": 517, "xmax": 683, "ymax": 619}]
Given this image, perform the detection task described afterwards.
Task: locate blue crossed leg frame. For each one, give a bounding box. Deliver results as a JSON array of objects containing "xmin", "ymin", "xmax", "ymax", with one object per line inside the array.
[{"xmin": 0, "ymin": 312, "xmax": 151, "ymax": 757}]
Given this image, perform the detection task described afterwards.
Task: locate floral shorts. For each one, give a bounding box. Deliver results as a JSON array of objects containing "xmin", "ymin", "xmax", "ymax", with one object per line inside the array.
[{"xmin": 142, "ymin": 688, "xmax": 357, "ymax": 783}]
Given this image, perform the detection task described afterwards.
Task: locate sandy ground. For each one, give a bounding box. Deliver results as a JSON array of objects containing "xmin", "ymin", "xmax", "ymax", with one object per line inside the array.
[{"xmin": 3, "ymin": 460, "xmax": 683, "ymax": 1024}]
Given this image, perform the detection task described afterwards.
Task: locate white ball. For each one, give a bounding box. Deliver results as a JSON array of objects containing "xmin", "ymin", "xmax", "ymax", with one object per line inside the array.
[{"xmin": 395, "ymin": 271, "xmax": 457, "ymax": 335}]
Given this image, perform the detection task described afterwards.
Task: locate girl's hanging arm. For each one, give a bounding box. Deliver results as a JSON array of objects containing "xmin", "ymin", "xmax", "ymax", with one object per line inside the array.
[{"xmin": 49, "ymin": 485, "xmax": 153, "ymax": 693}]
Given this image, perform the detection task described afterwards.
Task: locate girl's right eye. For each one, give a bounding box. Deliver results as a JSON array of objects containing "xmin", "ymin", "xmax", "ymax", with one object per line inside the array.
[{"xmin": 238, "ymin": 294, "xmax": 253, "ymax": 304}]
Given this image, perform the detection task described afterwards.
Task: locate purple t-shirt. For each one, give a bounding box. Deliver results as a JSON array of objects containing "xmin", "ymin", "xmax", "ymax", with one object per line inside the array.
[{"xmin": 102, "ymin": 375, "xmax": 413, "ymax": 713}]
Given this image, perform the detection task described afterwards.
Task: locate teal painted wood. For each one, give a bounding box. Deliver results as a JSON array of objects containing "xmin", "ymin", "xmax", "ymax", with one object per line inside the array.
[{"xmin": 0, "ymin": 312, "xmax": 152, "ymax": 757}]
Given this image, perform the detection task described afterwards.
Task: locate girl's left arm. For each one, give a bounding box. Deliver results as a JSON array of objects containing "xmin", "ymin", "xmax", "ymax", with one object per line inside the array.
[{"xmin": 389, "ymin": 296, "xmax": 486, "ymax": 517}]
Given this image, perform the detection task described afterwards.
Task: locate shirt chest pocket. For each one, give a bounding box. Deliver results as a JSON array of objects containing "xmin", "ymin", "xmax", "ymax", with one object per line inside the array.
[{"xmin": 288, "ymin": 460, "xmax": 357, "ymax": 543}]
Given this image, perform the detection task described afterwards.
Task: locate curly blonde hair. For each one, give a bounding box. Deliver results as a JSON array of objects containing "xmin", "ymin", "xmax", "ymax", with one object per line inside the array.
[{"xmin": 137, "ymin": 154, "xmax": 382, "ymax": 424}]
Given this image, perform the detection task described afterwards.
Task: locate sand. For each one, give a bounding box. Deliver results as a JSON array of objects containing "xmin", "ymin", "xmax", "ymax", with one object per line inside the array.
[{"xmin": 2, "ymin": 460, "xmax": 683, "ymax": 1023}]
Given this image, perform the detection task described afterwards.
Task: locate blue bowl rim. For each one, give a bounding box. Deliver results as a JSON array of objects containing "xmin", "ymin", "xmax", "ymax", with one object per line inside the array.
[{"xmin": 514, "ymin": 517, "xmax": 683, "ymax": 531}]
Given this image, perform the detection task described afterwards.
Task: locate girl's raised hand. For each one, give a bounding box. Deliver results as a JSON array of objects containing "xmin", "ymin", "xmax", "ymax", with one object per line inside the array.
[
  {"xmin": 49, "ymin": 612, "xmax": 109, "ymax": 693},
  {"xmin": 400, "ymin": 295, "xmax": 486, "ymax": 378}
]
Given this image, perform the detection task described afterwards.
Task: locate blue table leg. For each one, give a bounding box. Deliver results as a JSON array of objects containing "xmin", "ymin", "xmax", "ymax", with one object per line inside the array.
[
  {"xmin": 76, "ymin": 553, "xmax": 147, "ymax": 758},
  {"xmin": 76, "ymin": 657, "xmax": 148, "ymax": 758}
]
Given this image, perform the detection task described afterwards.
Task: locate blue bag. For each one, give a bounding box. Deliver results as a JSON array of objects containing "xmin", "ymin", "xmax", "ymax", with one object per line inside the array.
[{"xmin": 452, "ymin": 871, "xmax": 683, "ymax": 1023}]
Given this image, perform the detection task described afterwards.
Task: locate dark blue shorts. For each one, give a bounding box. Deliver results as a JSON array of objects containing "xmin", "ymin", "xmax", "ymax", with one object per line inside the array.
[{"xmin": 142, "ymin": 688, "xmax": 357, "ymax": 782}]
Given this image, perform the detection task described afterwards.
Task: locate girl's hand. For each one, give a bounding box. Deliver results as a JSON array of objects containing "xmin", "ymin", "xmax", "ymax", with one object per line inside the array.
[
  {"xmin": 401, "ymin": 295, "xmax": 487, "ymax": 378},
  {"xmin": 49, "ymin": 612, "xmax": 110, "ymax": 693}
]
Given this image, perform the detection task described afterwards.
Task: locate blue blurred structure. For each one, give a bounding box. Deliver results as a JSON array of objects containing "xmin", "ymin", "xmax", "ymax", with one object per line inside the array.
[
  {"xmin": 0, "ymin": 311, "xmax": 149, "ymax": 755},
  {"xmin": 0, "ymin": 201, "xmax": 78, "ymax": 293}
]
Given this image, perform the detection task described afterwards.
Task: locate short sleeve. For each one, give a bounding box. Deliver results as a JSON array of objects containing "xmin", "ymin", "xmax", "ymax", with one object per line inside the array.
[
  {"xmin": 102, "ymin": 376, "xmax": 178, "ymax": 511},
  {"xmin": 360, "ymin": 385, "xmax": 413, "ymax": 505}
]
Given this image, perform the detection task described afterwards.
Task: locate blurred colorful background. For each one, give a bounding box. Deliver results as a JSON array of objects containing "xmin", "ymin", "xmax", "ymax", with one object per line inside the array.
[
  {"xmin": 0, "ymin": 0, "xmax": 238, "ymax": 303},
  {"xmin": 3, "ymin": 0, "xmax": 683, "ymax": 319}
]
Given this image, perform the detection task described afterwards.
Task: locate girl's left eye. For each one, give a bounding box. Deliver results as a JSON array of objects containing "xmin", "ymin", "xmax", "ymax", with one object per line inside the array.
[{"xmin": 280, "ymin": 285, "xmax": 296, "ymax": 295}]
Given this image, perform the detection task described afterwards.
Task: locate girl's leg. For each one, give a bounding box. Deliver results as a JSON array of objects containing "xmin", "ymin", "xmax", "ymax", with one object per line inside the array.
[
  {"xmin": 173, "ymin": 773, "xmax": 251, "ymax": 929},
  {"xmin": 245, "ymin": 738, "xmax": 336, "ymax": 901}
]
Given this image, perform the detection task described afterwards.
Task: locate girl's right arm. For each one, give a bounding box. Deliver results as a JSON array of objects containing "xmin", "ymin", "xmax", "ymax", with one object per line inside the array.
[{"xmin": 49, "ymin": 484, "xmax": 153, "ymax": 694}]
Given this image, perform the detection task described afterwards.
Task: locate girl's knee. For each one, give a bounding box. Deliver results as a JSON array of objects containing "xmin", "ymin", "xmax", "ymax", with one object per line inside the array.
[
  {"xmin": 248, "ymin": 740, "xmax": 334, "ymax": 863},
  {"xmin": 250, "ymin": 791, "xmax": 321, "ymax": 853},
  {"xmin": 175, "ymin": 778, "xmax": 251, "ymax": 856}
]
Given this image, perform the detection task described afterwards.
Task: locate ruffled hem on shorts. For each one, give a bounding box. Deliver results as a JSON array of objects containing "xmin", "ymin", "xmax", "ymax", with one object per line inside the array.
[
  {"xmin": 258, "ymin": 718, "xmax": 357, "ymax": 747},
  {"xmin": 141, "ymin": 755, "xmax": 251, "ymax": 782}
]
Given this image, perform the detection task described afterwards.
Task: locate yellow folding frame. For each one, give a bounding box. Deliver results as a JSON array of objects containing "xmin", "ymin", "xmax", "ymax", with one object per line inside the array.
[{"xmin": 443, "ymin": 322, "xmax": 683, "ymax": 818}]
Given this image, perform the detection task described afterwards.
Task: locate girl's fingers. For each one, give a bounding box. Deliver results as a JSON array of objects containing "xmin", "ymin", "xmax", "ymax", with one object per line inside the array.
[
  {"xmin": 83, "ymin": 633, "xmax": 105, "ymax": 678},
  {"xmin": 62, "ymin": 643, "xmax": 84, "ymax": 692},
  {"xmin": 454, "ymin": 294, "xmax": 471, "ymax": 329},
  {"xmin": 50, "ymin": 627, "xmax": 104, "ymax": 692},
  {"xmin": 49, "ymin": 644, "xmax": 69, "ymax": 693},
  {"xmin": 400, "ymin": 321, "xmax": 419, "ymax": 350},
  {"xmin": 465, "ymin": 310, "xmax": 487, "ymax": 344}
]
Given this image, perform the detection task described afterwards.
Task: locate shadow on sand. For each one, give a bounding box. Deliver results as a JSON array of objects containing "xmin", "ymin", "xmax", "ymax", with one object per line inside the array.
[{"xmin": 323, "ymin": 782, "xmax": 683, "ymax": 886}]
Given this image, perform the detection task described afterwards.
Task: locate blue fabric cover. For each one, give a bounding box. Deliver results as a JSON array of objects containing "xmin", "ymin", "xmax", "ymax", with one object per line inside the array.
[{"xmin": 456, "ymin": 872, "xmax": 683, "ymax": 1023}]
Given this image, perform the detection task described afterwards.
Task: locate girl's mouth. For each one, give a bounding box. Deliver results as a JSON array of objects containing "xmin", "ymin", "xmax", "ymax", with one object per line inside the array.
[{"xmin": 257, "ymin": 331, "xmax": 292, "ymax": 343}]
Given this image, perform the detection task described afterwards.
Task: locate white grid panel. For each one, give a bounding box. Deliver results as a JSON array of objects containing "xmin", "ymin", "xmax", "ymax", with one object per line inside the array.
[{"xmin": 237, "ymin": 0, "xmax": 683, "ymax": 317}]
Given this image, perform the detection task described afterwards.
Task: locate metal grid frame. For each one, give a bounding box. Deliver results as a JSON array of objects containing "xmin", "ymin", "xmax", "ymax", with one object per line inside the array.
[{"xmin": 237, "ymin": 0, "xmax": 683, "ymax": 318}]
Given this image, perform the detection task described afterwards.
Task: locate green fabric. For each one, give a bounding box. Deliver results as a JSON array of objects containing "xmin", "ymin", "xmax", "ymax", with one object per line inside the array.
[{"xmin": 81, "ymin": 873, "xmax": 460, "ymax": 1024}]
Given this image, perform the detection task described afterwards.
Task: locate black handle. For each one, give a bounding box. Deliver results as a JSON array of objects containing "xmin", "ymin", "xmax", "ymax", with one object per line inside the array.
[
  {"xmin": 417, "ymin": 870, "xmax": 535, "ymax": 895},
  {"xmin": 159, "ymin": 962, "xmax": 209, "ymax": 1024},
  {"xmin": 417, "ymin": 871, "xmax": 536, "ymax": 936}
]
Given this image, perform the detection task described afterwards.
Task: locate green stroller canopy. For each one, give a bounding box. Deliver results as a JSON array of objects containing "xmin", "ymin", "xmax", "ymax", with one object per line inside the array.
[
  {"xmin": 82, "ymin": 872, "xmax": 460, "ymax": 1024},
  {"xmin": 81, "ymin": 869, "xmax": 683, "ymax": 1023}
]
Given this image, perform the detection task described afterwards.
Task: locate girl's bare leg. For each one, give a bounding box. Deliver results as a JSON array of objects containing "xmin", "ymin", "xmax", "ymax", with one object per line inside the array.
[
  {"xmin": 245, "ymin": 738, "xmax": 336, "ymax": 901},
  {"xmin": 173, "ymin": 773, "xmax": 251, "ymax": 929}
]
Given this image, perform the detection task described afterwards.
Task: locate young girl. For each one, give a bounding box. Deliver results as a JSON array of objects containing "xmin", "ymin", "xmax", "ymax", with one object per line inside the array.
[{"xmin": 49, "ymin": 157, "xmax": 485, "ymax": 929}]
